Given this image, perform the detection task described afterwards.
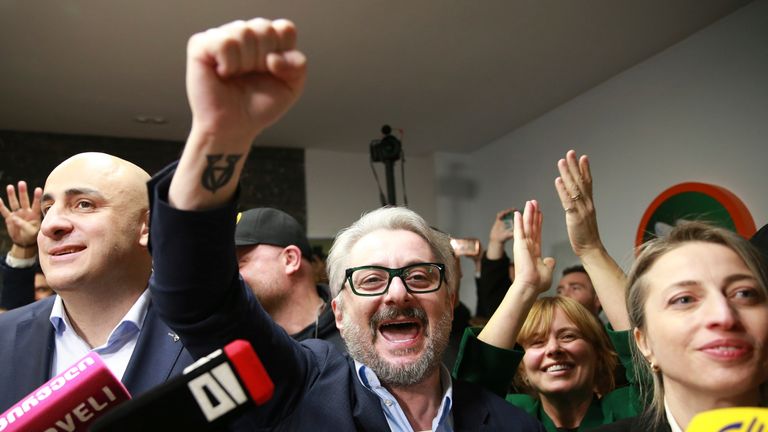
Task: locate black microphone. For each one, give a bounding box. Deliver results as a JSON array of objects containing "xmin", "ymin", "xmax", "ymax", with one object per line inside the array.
[{"xmin": 90, "ymin": 339, "xmax": 273, "ymax": 431}]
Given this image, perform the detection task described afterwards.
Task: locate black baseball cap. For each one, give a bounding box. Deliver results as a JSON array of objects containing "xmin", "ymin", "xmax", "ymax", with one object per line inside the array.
[{"xmin": 235, "ymin": 208, "xmax": 313, "ymax": 260}]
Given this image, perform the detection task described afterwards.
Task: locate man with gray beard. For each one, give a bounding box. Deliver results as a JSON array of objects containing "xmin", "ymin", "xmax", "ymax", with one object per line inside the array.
[
  {"xmin": 339, "ymin": 294, "xmax": 452, "ymax": 387},
  {"xmin": 327, "ymin": 211, "xmax": 458, "ymax": 397},
  {"xmin": 148, "ymin": 17, "xmax": 543, "ymax": 431}
]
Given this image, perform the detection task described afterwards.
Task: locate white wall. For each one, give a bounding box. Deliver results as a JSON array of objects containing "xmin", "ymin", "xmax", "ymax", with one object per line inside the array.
[
  {"xmin": 305, "ymin": 148, "xmax": 437, "ymax": 239},
  {"xmin": 439, "ymin": 0, "xmax": 768, "ymax": 312}
]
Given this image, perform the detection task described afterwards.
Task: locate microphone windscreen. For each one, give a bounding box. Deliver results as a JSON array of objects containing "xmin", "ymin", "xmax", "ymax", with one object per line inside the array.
[
  {"xmin": 0, "ymin": 352, "xmax": 130, "ymax": 432},
  {"xmin": 90, "ymin": 339, "xmax": 273, "ymax": 431},
  {"xmin": 686, "ymin": 407, "xmax": 768, "ymax": 431}
]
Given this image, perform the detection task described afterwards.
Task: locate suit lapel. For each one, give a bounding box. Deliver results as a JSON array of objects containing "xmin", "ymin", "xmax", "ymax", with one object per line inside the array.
[
  {"xmin": 451, "ymin": 380, "xmax": 491, "ymax": 431},
  {"xmin": 349, "ymin": 360, "xmax": 392, "ymax": 430},
  {"xmin": 121, "ymin": 301, "xmax": 185, "ymax": 396},
  {"xmin": 11, "ymin": 299, "xmax": 55, "ymax": 400},
  {"xmin": 347, "ymin": 364, "xmax": 491, "ymax": 430}
]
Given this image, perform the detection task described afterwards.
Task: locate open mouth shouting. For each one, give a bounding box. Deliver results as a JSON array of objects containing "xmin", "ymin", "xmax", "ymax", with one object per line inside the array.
[
  {"xmin": 379, "ymin": 319, "xmax": 423, "ymax": 346},
  {"xmin": 372, "ymin": 307, "xmax": 428, "ymax": 351}
]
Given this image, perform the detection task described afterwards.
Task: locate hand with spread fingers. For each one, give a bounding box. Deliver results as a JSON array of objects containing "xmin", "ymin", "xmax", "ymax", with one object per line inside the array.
[
  {"xmin": 0, "ymin": 181, "xmax": 43, "ymax": 259},
  {"xmin": 554, "ymin": 150, "xmax": 601, "ymax": 257},
  {"xmin": 554, "ymin": 150, "xmax": 630, "ymax": 330}
]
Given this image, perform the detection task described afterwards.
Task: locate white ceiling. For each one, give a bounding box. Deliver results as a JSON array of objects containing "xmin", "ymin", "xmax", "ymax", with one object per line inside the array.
[{"xmin": 0, "ymin": 0, "xmax": 752, "ymax": 156}]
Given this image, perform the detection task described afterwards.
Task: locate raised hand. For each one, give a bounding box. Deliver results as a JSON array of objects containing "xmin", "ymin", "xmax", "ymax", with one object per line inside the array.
[
  {"xmin": 486, "ymin": 208, "xmax": 516, "ymax": 260},
  {"xmin": 186, "ymin": 18, "xmax": 307, "ymax": 145},
  {"xmin": 478, "ymin": 200, "xmax": 554, "ymax": 349},
  {"xmin": 555, "ymin": 150, "xmax": 601, "ymax": 257},
  {"xmin": 0, "ymin": 181, "xmax": 43, "ymax": 250},
  {"xmin": 554, "ymin": 150, "xmax": 630, "ymax": 329},
  {"xmin": 511, "ymin": 200, "xmax": 555, "ymax": 295},
  {"xmin": 172, "ymin": 18, "xmax": 308, "ymax": 210}
]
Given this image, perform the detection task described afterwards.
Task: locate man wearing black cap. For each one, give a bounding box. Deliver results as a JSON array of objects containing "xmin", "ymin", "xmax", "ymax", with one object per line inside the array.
[{"xmin": 235, "ymin": 208, "xmax": 344, "ymax": 352}]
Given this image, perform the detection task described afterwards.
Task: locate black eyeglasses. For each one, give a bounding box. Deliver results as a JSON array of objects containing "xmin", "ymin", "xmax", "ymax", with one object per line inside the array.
[{"xmin": 342, "ymin": 263, "xmax": 445, "ymax": 297}]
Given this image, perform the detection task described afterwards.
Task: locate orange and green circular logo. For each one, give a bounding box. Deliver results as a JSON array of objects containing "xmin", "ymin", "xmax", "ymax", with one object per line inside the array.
[{"xmin": 636, "ymin": 182, "xmax": 756, "ymax": 247}]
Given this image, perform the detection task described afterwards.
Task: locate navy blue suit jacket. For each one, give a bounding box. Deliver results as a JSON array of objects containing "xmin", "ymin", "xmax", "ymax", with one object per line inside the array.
[
  {"xmin": 0, "ymin": 292, "xmax": 194, "ymax": 412},
  {"xmin": 147, "ymin": 165, "xmax": 544, "ymax": 431}
]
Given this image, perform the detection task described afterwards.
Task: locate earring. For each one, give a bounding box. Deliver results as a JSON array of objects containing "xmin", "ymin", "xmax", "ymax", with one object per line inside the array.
[{"xmin": 650, "ymin": 362, "xmax": 660, "ymax": 373}]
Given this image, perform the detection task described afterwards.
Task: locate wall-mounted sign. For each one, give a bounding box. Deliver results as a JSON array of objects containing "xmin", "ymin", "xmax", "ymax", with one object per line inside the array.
[{"xmin": 636, "ymin": 182, "xmax": 756, "ymax": 247}]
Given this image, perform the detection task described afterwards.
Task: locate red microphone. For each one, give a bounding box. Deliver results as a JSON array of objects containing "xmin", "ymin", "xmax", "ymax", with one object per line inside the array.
[{"xmin": 0, "ymin": 352, "xmax": 130, "ymax": 432}]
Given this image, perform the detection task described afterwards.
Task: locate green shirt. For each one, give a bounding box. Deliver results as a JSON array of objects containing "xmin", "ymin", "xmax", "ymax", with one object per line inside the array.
[{"xmin": 453, "ymin": 327, "xmax": 641, "ymax": 432}]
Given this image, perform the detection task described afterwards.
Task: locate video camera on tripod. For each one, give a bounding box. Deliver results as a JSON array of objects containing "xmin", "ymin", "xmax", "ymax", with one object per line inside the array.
[
  {"xmin": 368, "ymin": 125, "xmax": 405, "ymax": 206},
  {"xmin": 369, "ymin": 125, "xmax": 402, "ymax": 163}
]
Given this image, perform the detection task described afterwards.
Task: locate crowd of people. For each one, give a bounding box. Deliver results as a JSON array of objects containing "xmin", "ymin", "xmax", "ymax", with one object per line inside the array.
[{"xmin": 0, "ymin": 16, "xmax": 767, "ymax": 432}]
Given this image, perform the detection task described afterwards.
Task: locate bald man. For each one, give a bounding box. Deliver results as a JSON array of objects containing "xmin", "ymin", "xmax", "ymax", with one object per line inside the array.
[{"xmin": 0, "ymin": 153, "xmax": 194, "ymax": 411}]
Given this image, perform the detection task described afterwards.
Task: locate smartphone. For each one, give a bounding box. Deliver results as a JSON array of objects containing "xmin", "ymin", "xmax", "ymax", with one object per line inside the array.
[
  {"xmin": 501, "ymin": 211, "xmax": 514, "ymax": 231},
  {"xmin": 450, "ymin": 237, "xmax": 481, "ymax": 257}
]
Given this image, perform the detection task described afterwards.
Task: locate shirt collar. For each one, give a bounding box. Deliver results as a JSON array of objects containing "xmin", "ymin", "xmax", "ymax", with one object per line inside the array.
[
  {"xmin": 355, "ymin": 359, "xmax": 454, "ymax": 431},
  {"xmin": 49, "ymin": 289, "xmax": 151, "ymax": 350},
  {"xmin": 664, "ymin": 398, "xmax": 684, "ymax": 432}
]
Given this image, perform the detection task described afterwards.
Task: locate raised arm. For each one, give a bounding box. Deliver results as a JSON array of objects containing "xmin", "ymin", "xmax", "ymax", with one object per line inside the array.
[
  {"xmin": 555, "ymin": 150, "xmax": 630, "ymax": 330},
  {"xmin": 0, "ymin": 181, "xmax": 43, "ymax": 310},
  {"xmin": 486, "ymin": 208, "xmax": 515, "ymax": 260},
  {"xmin": 169, "ymin": 18, "xmax": 307, "ymax": 210},
  {"xmin": 146, "ymin": 20, "xmax": 312, "ymax": 426},
  {"xmin": 478, "ymin": 200, "xmax": 555, "ymax": 349}
]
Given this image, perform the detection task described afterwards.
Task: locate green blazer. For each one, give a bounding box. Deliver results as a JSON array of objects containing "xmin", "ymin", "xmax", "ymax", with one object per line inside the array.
[{"xmin": 453, "ymin": 327, "xmax": 641, "ymax": 432}]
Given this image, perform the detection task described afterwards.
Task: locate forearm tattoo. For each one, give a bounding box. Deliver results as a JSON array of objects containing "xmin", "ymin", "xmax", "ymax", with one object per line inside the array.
[{"xmin": 202, "ymin": 154, "xmax": 242, "ymax": 192}]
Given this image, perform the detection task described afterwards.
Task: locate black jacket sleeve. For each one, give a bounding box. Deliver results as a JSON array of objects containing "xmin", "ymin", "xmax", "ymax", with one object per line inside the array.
[
  {"xmin": 0, "ymin": 256, "xmax": 36, "ymax": 310},
  {"xmin": 474, "ymin": 252, "xmax": 511, "ymax": 319}
]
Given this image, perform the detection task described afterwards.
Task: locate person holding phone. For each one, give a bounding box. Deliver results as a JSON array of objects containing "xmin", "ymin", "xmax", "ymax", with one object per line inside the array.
[
  {"xmin": 443, "ymin": 236, "xmax": 482, "ymax": 369},
  {"xmin": 475, "ymin": 208, "xmax": 517, "ymax": 321}
]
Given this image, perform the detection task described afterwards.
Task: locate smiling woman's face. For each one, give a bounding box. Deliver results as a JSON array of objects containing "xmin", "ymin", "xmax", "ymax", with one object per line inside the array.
[
  {"xmin": 635, "ymin": 241, "xmax": 768, "ymax": 403},
  {"xmin": 521, "ymin": 307, "xmax": 598, "ymax": 398}
]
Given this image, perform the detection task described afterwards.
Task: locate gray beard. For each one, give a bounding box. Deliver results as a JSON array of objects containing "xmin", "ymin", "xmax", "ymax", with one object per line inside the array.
[{"xmin": 342, "ymin": 304, "xmax": 452, "ymax": 387}]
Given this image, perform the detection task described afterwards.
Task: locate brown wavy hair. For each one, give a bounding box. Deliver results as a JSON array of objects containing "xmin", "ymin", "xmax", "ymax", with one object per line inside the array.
[{"xmin": 515, "ymin": 296, "xmax": 618, "ymax": 397}]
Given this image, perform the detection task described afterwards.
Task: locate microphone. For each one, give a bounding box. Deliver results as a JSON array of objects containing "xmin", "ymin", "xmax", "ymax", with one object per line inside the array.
[
  {"xmin": 686, "ymin": 407, "xmax": 768, "ymax": 431},
  {"xmin": 90, "ymin": 339, "xmax": 273, "ymax": 431},
  {"xmin": 0, "ymin": 352, "xmax": 130, "ymax": 432}
]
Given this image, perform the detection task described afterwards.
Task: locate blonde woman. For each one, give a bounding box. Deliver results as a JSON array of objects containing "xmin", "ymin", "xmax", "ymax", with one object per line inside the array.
[{"xmin": 594, "ymin": 222, "xmax": 768, "ymax": 431}]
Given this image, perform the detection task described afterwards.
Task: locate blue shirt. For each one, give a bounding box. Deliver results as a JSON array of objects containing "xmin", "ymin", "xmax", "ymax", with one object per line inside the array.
[
  {"xmin": 49, "ymin": 289, "xmax": 150, "ymax": 380},
  {"xmin": 355, "ymin": 360, "xmax": 454, "ymax": 432}
]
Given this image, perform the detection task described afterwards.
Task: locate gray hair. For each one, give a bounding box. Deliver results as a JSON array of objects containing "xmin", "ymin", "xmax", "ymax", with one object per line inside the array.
[
  {"xmin": 626, "ymin": 221, "xmax": 768, "ymax": 429},
  {"xmin": 327, "ymin": 206, "xmax": 457, "ymax": 298}
]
